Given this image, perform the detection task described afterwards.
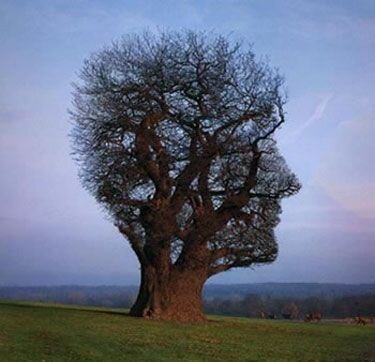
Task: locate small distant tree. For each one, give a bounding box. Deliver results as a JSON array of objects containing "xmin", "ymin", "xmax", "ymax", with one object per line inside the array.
[
  {"xmin": 282, "ymin": 302, "xmax": 299, "ymax": 319},
  {"xmin": 242, "ymin": 294, "xmax": 266, "ymax": 318},
  {"xmin": 70, "ymin": 31, "xmax": 301, "ymax": 321}
]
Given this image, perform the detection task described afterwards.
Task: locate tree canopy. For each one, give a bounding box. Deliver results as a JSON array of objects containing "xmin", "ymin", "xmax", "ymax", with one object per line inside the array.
[{"xmin": 70, "ymin": 31, "xmax": 301, "ymax": 321}]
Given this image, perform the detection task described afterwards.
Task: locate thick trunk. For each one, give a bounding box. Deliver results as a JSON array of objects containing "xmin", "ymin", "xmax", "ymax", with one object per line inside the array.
[{"xmin": 129, "ymin": 265, "xmax": 207, "ymax": 322}]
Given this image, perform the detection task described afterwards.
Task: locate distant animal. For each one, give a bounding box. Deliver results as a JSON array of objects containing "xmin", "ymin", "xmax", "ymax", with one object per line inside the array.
[
  {"xmin": 268, "ymin": 314, "xmax": 276, "ymax": 319},
  {"xmin": 304, "ymin": 312, "xmax": 321, "ymax": 322},
  {"xmin": 282, "ymin": 313, "xmax": 291, "ymax": 320},
  {"xmin": 352, "ymin": 316, "xmax": 367, "ymax": 326}
]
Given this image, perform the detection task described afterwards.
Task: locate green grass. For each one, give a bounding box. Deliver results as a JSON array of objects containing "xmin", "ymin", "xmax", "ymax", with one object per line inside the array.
[{"xmin": 0, "ymin": 301, "xmax": 374, "ymax": 361}]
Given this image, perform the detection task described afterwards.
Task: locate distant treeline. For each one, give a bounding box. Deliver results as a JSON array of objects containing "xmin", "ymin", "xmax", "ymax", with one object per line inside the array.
[
  {"xmin": 204, "ymin": 294, "xmax": 375, "ymax": 319},
  {"xmin": 0, "ymin": 286, "xmax": 137, "ymax": 309},
  {"xmin": 0, "ymin": 284, "xmax": 374, "ymax": 318},
  {"xmin": 204, "ymin": 283, "xmax": 375, "ymax": 299}
]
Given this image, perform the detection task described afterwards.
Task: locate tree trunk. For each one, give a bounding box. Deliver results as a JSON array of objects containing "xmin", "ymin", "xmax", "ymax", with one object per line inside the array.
[{"xmin": 129, "ymin": 264, "xmax": 207, "ymax": 322}]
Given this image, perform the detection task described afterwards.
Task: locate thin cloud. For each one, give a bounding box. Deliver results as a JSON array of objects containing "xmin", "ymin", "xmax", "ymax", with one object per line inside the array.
[{"xmin": 287, "ymin": 94, "xmax": 333, "ymax": 140}]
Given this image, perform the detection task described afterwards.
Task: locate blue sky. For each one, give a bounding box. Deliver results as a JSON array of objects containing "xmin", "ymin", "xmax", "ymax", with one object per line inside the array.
[{"xmin": 0, "ymin": 0, "xmax": 374, "ymax": 285}]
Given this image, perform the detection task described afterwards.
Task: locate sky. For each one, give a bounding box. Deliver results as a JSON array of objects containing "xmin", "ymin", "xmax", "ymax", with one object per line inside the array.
[{"xmin": 0, "ymin": 0, "xmax": 374, "ymax": 286}]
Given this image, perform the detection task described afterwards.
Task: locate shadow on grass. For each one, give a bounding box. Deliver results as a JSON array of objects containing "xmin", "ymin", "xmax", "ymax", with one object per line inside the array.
[
  {"xmin": 0, "ymin": 300, "xmax": 234, "ymax": 326},
  {"xmin": 0, "ymin": 299, "xmax": 131, "ymax": 317},
  {"xmin": 0, "ymin": 300, "xmax": 272, "ymax": 325}
]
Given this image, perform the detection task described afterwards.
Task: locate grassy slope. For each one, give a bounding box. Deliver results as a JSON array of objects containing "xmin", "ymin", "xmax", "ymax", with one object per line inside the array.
[{"xmin": 0, "ymin": 301, "xmax": 374, "ymax": 361}]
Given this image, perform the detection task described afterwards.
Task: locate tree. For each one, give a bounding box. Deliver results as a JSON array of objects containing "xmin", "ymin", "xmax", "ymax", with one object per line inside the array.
[
  {"xmin": 70, "ymin": 31, "xmax": 301, "ymax": 322},
  {"xmin": 282, "ymin": 302, "xmax": 299, "ymax": 319}
]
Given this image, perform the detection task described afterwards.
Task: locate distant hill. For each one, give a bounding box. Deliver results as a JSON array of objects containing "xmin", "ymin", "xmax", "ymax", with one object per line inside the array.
[
  {"xmin": 0, "ymin": 285, "xmax": 137, "ymax": 308},
  {"xmin": 204, "ymin": 283, "xmax": 375, "ymax": 300},
  {"xmin": 0, "ymin": 283, "xmax": 374, "ymax": 307}
]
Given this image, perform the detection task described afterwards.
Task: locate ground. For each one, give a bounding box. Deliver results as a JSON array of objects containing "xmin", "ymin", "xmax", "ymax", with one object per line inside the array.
[{"xmin": 0, "ymin": 301, "xmax": 374, "ymax": 361}]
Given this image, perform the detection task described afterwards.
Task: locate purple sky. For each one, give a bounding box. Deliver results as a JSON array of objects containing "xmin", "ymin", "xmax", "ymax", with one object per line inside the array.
[{"xmin": 0, "ymin": 0, "xmax": 374, "ymax": 286}]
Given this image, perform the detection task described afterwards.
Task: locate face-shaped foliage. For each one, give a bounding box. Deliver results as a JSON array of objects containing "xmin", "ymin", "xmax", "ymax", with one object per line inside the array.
[{"xmin": 71, "ymin": 31, "xmax": 300, "ymax": 274}]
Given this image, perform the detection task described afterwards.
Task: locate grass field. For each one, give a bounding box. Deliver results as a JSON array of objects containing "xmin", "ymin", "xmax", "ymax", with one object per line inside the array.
[{"xmin": 0, "ymin": 301, "xmax": 374, "ymax": 361}]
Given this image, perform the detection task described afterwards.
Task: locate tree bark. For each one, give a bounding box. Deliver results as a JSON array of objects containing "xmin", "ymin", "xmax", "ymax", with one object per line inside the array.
[{"xmin": 129, "ymin": 265, "xmax": 207, "ymax": 322}]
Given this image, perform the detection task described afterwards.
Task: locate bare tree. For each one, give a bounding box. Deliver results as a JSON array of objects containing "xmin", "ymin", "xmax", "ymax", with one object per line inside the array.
[{"xmin": 70, "ymin": 31, "xmax": 301, "ymax": 322}]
